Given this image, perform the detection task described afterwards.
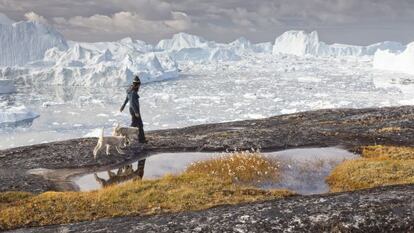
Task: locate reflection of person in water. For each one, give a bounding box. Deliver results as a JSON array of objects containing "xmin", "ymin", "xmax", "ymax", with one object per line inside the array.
[{"xmin": 94, "ymin": 159, "xmax": 146, "ymax": 187}]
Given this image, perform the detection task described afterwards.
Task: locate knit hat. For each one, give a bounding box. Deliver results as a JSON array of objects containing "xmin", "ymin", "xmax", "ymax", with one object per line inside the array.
[{"xmin": 133, "ymin": 75, "xmax": 141, "ymax": 84}]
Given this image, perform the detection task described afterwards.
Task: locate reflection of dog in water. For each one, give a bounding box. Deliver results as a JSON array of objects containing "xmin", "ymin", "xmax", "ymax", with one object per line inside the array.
[
  {"xmin": 112, "ymin": 123, "xmax": 139, "ymax": 145},
  {"xmin": 94, "ymin": 159, "xmax": 146, "ymax": 187},
  {"xmin": 93, "ymin": 128, "xmax": 127, "ymax": 159}
]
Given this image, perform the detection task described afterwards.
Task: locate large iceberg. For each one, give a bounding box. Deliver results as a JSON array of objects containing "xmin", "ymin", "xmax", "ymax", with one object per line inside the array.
[
  {"xmin": 159, "ymin": 33, "xmax": 270, "ymax": 62},
  {"xmin": 1, "ymin": 42, "xmax": 178, "ymax": 87},
  {"xmin": 273, "ymin": 31, "xmax": 320, "ymax": 56},
  {"xmin": 0, "ymin": 13, "xmax": 14, "ymax": 25},
  {"xmin": 0, "ymin": 16, "xmax": 68, "ymax": 66},
  {"xmin": 0, "ymin": 14, "xmax": 178, "ymax": 87},
  {"xmin": 272, "ymin": 30, "xmax": 405, "ymax": 57},
  {"xmin": 373, "ymin": 42, "xmax": 414, "ymax": 75},
  {"xmin": 156, "ymin": 32, "xmax": 213, "ymax": 51},
  {"xmin": 0, "ymin": 105, "xmax": 39, "ymax": 128}
]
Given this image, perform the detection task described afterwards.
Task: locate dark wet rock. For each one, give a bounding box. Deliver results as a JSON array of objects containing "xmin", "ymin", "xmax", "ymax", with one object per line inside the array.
[
  {"xmin": 8, "ymin": 184, "xmax": 414, "ymax": 233},
  {"xmin": 0, "ymin": 169, "xmax": 57, "ymax": 193},
  {"xmin": 3, "ymin": 106, "xmax": 414, "ymax": 170},
  {"xmin": 2, "ymin": 106, "xmax": 414, "ymax": 192}
]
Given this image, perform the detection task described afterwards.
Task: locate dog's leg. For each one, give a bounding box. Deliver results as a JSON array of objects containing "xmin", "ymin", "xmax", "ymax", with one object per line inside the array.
[
  {"xmin": 125, "ymin": 136, "xmax": 131, "ymax": 146},
  {"xmin": 108, "ymin": 170, "xmax": 116, "ymax": 178},
  {"xmin": 93, "ymin": 142, "xmax": 102, "ymax": 159},
  {"xmin": 106, "ymin": 144, "xmax": 111, "ymax": 155}
]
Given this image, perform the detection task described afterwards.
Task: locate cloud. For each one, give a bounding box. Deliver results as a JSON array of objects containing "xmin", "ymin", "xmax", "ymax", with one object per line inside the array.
[
  {"xmin": 51, "ymin": 10, "xmax": 193, "ymax": 42},
  {"xmin": 24, "ymin": 11, "xmax": 49, "ymax": 25},
  {"xmin": 1, "ymin": 0, "xmax": 414, "ymax": 44}
]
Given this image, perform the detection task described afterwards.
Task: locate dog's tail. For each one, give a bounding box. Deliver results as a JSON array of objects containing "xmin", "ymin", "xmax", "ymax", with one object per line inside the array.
[
  {"xmin": 99, "ymin": 127, "xmax": 104, "ymax": 142},
  {"xmin": 112, "ymin": 123, "xmax": 120, "ymax": 136}
]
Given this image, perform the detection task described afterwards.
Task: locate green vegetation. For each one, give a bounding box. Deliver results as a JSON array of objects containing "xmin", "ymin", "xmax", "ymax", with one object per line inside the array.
[
  {"xmin": 327, "ymin": 145, "xmax": 414, "ymax": 192},
  {"xmin": 0, "ymin": 152, "xmax": 292, "ymax": 230}
]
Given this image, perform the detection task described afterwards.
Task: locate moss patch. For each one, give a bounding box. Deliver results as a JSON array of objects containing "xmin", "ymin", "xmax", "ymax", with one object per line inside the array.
[{"xmin": 327, "ymin": 145, "xmax": 414, "ymax": 192}]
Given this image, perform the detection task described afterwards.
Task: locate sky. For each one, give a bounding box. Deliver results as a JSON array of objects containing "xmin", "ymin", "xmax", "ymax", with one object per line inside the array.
[{"xmin": 1, "ymin": 0, "xmax": 414, "ymax": 45}]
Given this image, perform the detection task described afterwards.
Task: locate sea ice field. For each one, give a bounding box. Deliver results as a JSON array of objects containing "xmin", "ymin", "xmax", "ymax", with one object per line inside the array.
[{"xmin": 1, "ymin": 54, "xmax": 414, "ymax": 150}]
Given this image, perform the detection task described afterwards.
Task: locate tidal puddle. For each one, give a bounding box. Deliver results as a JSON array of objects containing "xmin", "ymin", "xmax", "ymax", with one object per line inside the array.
[
  {"xmin": 71, "ymin": 147, "xmax": 358, "ymax": 194},
  {"xmin": 73, "ymin": 152, "xmax": 218, "ymax": 191}
]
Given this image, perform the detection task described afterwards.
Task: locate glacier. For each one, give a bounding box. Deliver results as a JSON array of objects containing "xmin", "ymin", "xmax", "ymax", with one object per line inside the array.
[{"xmin": 373, "ymin": 42, "xmax": 414, "ymax": 75}]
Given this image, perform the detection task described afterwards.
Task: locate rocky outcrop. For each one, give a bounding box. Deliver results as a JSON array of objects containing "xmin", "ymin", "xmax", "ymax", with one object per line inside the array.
[
  {"xmin": 1, "ymin": 106, "xmax": 414, "ymax": 192},
  {"xmin": 8, "ymin": 184, "xmax": 414, "ymax": 233}
]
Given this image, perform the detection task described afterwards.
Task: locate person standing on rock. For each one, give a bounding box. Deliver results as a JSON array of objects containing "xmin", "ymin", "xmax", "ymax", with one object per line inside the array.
[{"xmin": 120, "ymin": 75, "xmax": 147, "ymax": 143}]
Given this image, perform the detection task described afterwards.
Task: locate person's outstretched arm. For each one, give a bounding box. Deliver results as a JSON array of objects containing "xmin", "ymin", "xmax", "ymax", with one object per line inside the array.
[{"xmin": 120, "ymin": 96, "xmax": 129, "ymax": 112}]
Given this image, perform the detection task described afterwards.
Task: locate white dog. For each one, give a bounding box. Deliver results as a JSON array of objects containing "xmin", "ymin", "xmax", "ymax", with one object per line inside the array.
[
  {"xmin": 112, "ymin": 123, "xmax": 139, "ymax": 144},
  {"xmin": 93, "ymin": 128, "xmax": 127, "ymax": 159}
]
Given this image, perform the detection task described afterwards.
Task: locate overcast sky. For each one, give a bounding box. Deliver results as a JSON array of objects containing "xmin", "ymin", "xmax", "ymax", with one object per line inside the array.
[{"xmin": 1, "ymin": 0, "xmax": 414, "ymax": 45}]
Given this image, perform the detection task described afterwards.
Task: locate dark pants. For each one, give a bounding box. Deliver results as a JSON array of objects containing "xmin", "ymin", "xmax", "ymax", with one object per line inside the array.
[{"xmin": 130, "ymin": 108, "xmax": 146, "ymax": 142}]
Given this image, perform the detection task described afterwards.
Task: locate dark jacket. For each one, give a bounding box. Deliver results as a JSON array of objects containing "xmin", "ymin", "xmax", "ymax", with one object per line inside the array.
[{"xmin": 121, "ymin": 86, "xmax": 140, "ymax": 114}]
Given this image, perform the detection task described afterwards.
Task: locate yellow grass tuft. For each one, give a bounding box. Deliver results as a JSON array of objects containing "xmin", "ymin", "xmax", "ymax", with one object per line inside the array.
[
  {"xmin": 327, "ymin": 145, "xmax": 414, "ymax": 192},
  {"xmin": 0, "ymin": 192, "xmax": 33, "ymax": 209},
  {"xmin": 186, "ymin": 151, "xmax": 280, "ymax": 185},
  {"xmin": 377, "ymin": 127, "xmax": 401, "ymax": 133},
  {"xmin": 361, "ymin": 145, "xmax": 414, "ymax": 160},
  {"xmin": 0, "ymin": 152, "xmax": 293, "ymax": 231}
]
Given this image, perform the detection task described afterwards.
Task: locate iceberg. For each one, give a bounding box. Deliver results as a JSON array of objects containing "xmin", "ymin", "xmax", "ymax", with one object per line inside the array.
[
  {"xmin": 0, "ymin": 13, "xmax": 14, "ymax": 25},
  {"xmin": 0, "ymin": 12, "xmax": 411, "ymax": 88},
  {"xmin": 156, "ymin": 32, "xmax": 213, "ymax": 51},
  {"xmin": 273, "ymin": 31, "xmax": 321, "ymax": 56},
  {"xmin": 0, "ymin": 105, "xmax": 39, "ymax": 128},
  {"xmin": 1, "ymin": 43, "xmax": 179, "ymax": 87},
  {"xmin": 161, "ymin": 33, "xmax": 270, "ymax": 62},
  {"xmin": 272, "ymin": 30, "xmax": 405, "ymax": 57},
  {"xmin": 0, "ymin": 15, "xmax": 178, "ymax": 87},
  {"xmin": 209, "ymin": 47, "xmax": 241, "ymax": 61},
  {"xmin": 373, "ymin": 42, "xmax": 414, "ymax": 75},
  {"xmin": 0, "ymin": 19, "xmax": 68, "ymax": 66}
]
